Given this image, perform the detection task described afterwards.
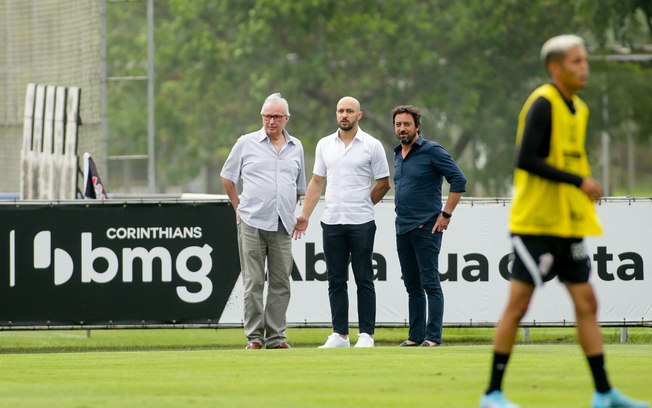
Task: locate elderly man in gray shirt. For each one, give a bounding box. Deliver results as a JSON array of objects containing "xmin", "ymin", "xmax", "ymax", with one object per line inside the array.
[{"xmin": 221, "ymin": 93, "xmax": 306, "ymax": 350}]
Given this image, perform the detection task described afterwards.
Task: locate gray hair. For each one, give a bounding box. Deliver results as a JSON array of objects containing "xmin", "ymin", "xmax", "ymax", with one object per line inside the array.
[
  {"xmin": 540, "ymin": 35, "xmax": 585, "ymax": 65},
  {"xmin": 260, "ymin": 93, "xmax": 291, "ymax": 117}
]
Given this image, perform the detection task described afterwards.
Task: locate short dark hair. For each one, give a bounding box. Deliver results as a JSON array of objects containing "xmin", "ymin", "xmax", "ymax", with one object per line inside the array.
[{"xmin": 391, "ymin": 105, "xmax": 421, "ymax": 129}]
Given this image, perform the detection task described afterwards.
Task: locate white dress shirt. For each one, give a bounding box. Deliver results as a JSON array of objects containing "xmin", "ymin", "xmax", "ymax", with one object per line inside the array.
[{"xmin": 313, "ymin": 127, "xmax": 390, "ymax": 225}]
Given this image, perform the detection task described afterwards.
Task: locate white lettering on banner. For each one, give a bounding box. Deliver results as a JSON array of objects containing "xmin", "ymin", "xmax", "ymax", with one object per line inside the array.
[
  {"xmin": 82, "ymin": 233, "xmax": 119, "ymax": 283},
  {"xmin": 25, "ymin": 230, "xmax": 213, "ymax": 303},
  {"xmin": 176, "ymin": 245, "xmax": 213, "ymax": 303},
  {"xmin": 9, "ymin": 230, "xmax": 16, "ymax": 287},
  {"xmin": 106, "ymin": 226, "xmax": 202, "ymax": 240},
  {"xmin": 122, "ymin": 247, "xmax": 173, "ymax": 282},
  {"xmin": 218, "ymin": 199, "xmax": 652, "ymax": 325}
]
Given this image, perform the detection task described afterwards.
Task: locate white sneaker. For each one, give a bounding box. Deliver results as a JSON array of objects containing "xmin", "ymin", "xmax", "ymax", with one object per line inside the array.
[
  {"xmin": 318, "ymin": 333, "xmax": 350, "ymax": 348},
  {"xmin": 354, "ymin": 333, "xmax": 374, "ymax": 348}
]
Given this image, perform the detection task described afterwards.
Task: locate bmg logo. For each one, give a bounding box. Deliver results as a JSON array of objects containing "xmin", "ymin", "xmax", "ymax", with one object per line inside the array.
[{"xmin": 9, "ymin": 230, "xmax": 214, "ymax": 303}]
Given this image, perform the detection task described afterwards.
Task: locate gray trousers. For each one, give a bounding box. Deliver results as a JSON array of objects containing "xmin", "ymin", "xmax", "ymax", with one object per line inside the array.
[{"xmin": 237, "ymin": 220, "xmax": 293, "ymax": 347}]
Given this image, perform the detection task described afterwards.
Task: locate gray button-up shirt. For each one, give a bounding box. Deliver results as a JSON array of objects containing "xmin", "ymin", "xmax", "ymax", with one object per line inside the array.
[{"xmin": 220, "ymin": 128, "xmax": 306, "ymax": 234}]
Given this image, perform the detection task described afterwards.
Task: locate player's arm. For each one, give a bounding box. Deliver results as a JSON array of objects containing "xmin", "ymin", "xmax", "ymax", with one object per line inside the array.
[
  {"xmin": 433, "ymin": 147, "xmax": 466, "ymax": 233},
  {"xmin": 516, "ymin": 97, "xmax": 583, "ymax": 187},
  {"xmin": 433, "ymin": 191, "xmax": 463, "ymax": 233},
  {"xmin": 292, "ymin": 174, "xmax": 325, "ymax": 239},
  {"xmin": 370, "ymin": 177, "xmax": 390, "ymax": 205},
  {"xmin": 221, "ymin": 176, "xmax": 240, "ymax": 223}
]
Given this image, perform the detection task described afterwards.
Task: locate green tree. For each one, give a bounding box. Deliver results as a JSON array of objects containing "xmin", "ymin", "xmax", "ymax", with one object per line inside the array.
[{"xmin": 106, "ymin": 0, "xmax": 652, "ymax": 196}]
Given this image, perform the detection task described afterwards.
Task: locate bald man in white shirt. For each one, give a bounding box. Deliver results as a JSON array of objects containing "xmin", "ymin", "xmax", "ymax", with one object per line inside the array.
[{"xmin": 294, "ymin": 96, "xmax": 390, "ymax": 348}]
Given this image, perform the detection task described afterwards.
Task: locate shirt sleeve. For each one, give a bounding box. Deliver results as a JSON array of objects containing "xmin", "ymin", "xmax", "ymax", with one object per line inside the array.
[
  {"xmin": 516, "ymin": 97, "xmax": 583, "ymax": 187},
  {"xmin": 220, "ymin": 136, "xmax": 244, "ymax": 184},
  {"xmin": 371, "ymin": 139, "xmax": 390, "ymax": 179},
  {"xmin": 296, "ymin": 144, "xmax": 307, "ymax": 195},
  {"xmin": 433, "ymin": 145, "xmax": 466, "ymax": 193},
  {"xmin": 312, "ymin": 138, "xmax": 327, "ymax": 177}
]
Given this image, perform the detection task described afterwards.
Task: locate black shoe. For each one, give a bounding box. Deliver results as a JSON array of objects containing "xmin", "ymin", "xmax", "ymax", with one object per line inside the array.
[{"xmin": 399, "ymin": 340, "xmax": 420, "ymax": 347}]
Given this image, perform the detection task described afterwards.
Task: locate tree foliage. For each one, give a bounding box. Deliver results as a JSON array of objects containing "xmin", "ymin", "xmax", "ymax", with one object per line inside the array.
[{"xmin": 105, "ymin": 0, "xmax": 652, "ymax": 195}]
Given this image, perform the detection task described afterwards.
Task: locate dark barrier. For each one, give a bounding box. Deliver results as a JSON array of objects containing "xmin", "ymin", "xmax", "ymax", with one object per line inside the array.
[{"xmin": 0, "ymin": 201, "xmax": 240, "ymax": 327}]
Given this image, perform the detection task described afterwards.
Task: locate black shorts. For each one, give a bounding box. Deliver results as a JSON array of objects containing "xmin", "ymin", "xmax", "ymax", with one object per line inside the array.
[{"xmin": 510, "ymin": 234, "xmax": 591, "ymax": 285}]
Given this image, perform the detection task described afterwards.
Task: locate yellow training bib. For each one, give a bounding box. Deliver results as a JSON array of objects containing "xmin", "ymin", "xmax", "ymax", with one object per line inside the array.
[{"xmin": 510, "ymin": 84, "xmax": 602, "ymax": 238}]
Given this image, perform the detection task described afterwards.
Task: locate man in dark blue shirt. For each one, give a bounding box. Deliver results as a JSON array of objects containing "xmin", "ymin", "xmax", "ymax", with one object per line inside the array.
[{"xmin": 392, "ymin": 105, "xmax": 466, "ymax": 347}]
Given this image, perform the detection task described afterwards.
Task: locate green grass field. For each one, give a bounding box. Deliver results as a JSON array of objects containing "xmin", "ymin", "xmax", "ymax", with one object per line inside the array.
[{"xmin": 0, "ymin": 328, "xmax": 650, "ymax": 407}]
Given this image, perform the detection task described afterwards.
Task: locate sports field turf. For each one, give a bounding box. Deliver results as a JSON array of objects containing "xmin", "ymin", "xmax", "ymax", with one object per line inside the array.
[{"xmin": 0, "ymin": 328, "xmax": 649, "ymax": 407}]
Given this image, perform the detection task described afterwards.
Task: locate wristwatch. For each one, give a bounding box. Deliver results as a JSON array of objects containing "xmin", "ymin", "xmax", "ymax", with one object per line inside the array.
[{"xmin": 441, "ymin": 211, "xmax": 452, "ymax": 219}]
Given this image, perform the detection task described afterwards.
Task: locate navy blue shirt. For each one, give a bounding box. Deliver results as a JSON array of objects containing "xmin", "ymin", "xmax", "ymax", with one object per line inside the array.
[{"xmin": 394, "ymin": 136, "xmax": 467, "ymax": 234}]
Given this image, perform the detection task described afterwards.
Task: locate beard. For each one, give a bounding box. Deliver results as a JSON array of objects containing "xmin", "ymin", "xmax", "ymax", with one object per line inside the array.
[
  {"xmin": 338, "ymin": 120, "xmax": 355, "ymax": 131},
  {"xmin": 398, "ymin": 130, "xmax": 417, "ymax": 145}
]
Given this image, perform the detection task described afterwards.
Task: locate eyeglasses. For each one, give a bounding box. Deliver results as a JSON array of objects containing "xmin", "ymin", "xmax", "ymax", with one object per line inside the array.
[{"xmin": 261, "ymin": 114, "xmax": 286, "ymax": 122}]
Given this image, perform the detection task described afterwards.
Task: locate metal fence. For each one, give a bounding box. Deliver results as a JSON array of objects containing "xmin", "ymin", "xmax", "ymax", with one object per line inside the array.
[{"xmin": 0, "ymin": 0, "xmax": 102, "ymax": 193}]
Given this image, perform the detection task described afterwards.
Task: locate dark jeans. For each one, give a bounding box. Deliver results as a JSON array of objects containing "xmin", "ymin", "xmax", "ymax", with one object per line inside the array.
[
  {"xmin": 396, "ymin": 221, "xmax": 443, "ymax": 344},
  {"xmin": 321, "ymin": 221, "xmax": 377, "ymax": 335}
]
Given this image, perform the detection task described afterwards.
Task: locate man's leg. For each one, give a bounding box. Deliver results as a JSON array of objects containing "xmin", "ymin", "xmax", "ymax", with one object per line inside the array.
[
  {"xmin": 487, "ymin": 280, "xmax": 534, "ymax": 392},
  {"xmin": 396, "ymin": 231, "xmax": 425, "ymax": 343},
  {"xmin": 567, "ymin": 283, "xmax": 649, "ymax": 407},
  {"xmin": 238, "ymin": 222, "xmax": 267, "ymax": 346},
  {"xmin": 411, "ymin": 228, "xmax": 443, "ymax": 344},
  {"xmin": 566, "ymin": 282, "xmax": 610, "ymax": 391},
  {"xmin": 349, "ymin": 221, "xmax": 377, "ymax": 336},
  {"xmin": 566, "ymin": 282, "xmax": 603, "ymax": 352},
  {"xmin": 322, "ymin": 223, "xmax": 350, "ymax": 336},
  {"xmin": 263, "ymin": 225, "xmax": 293, "ymax": 348}
]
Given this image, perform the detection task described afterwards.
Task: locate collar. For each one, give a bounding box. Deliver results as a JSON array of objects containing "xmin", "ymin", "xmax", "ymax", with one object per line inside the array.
[
  {"xmin": 258, "ymin": 128, "xmax": 293, "ymax": 144},
  {"xmin": 394, "ymin": 135, "xmax": 424, "ymax": 153},
  {"xmin": 548, "ymin": 83, "xmax": 577, "ymax": 113},
  {"xmin": 334, "ymin": 126, "xmax": 365, "ymax": 142}
]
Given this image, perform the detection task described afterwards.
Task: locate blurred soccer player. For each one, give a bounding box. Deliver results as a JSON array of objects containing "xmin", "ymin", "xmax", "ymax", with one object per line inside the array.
[{"xmin": 479, "ymin": 35, "xmax": 649, "ymax": 408}]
